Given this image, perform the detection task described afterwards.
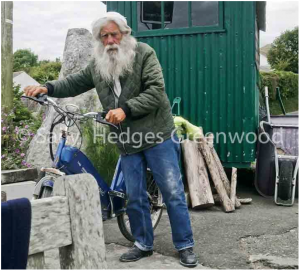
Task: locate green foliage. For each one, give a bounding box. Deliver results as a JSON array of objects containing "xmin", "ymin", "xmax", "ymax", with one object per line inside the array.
[
  {"xmin": 260, "ymin": 71, "xmax": 298, "ymax": 100},
  {"xmin": 81, "ymin": 120, "xmax": 120, "ymax": 186},
  {"xmin": 12, "ymin": 84, "xmax": 32, "ymax": 121},
  {"xmin": 1, "ymin": 85, "xmax": 43, "ymax": 170},
  {"xmin": 272, "ymin": 59, "xmax": 291, "ymax": 72},
  {"xmin": 259, "ymin": 71, "xmax": 298, "ymax": 115},
  {"xmin": 13, "ymin": 48, "xmax": 61, "ymax": 84},
  {"xmin": 29, "ymin": 61, "xmax": 62, "ymax": 85},
  {"xmin": 13, "ymin": 49, "xmax": 38, "ymax": 72},
  {"xmin": 269, "ymin": 95, "xmax": 298, "ymax": 115},
  {"xmin": 267, "ymin": 27, "xmax": 298, "ymax": 73}
]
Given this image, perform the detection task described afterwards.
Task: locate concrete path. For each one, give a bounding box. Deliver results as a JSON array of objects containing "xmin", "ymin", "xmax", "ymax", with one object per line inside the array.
[
  {"xmin": 103, "ymin": 183, "xmax": 298, "ymax": 269},
  {"xmin": 106, "ymin": 243, "xmax": 208, "ymax": 269}
]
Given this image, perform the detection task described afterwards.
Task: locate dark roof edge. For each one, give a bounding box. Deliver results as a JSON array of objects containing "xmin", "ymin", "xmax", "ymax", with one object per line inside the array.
[{"xmin": 256, "ymin": 1, "xmax": 266, "ymax": 32}]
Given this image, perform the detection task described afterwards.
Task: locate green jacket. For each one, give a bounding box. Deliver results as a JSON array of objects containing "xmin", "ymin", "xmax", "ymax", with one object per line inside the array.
[{"xmin": 47, "ymin": 42, "xmax": 175, "ymax": 155}]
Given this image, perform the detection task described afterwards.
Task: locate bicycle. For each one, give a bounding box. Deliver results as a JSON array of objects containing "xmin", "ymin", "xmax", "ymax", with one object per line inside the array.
[{"xmin": 22, "ymin": 94, "xmax": 164, "ymax": 242}]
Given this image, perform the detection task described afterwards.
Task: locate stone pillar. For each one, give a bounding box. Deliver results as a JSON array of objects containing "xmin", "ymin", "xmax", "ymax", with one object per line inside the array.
[{"xmin": 26, "ymin": 28, "xmax": 101, "ymax": 170}]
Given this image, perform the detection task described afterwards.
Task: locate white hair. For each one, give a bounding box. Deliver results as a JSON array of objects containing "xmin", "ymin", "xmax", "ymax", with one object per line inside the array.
[
  {"xmin": 91, "ymin": 12, "xmax": 132, "ymax": 41},
  {"xmin": 92, "ymin": 12, "xmax": 137, "ymax": 83},
  {"xmin": 93, "ymin": 33, "xmax": 137, "ymax": 83}
]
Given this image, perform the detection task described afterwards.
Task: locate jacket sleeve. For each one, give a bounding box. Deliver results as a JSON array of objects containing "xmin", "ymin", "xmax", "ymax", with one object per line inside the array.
[
  {"xmin": 47, "ymin": 61, "xmax": 95, "ymax": 98},
  {"xmin": 125, "ymin": 48, "xmax": 165, "ymax": 117}
]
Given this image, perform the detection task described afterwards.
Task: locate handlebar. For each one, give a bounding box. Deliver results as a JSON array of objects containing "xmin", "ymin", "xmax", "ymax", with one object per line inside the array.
[{"xmin": 21, "ymin": 94, "xmax": 118, "ymax": 129}]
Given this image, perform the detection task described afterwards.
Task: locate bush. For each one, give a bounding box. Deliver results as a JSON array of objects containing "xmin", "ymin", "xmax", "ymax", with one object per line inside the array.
[
  {"xmin": 29, "ymin": 61, "xmax": 62, "ymax": 85},
  {"xmin": 259, "ymin": 71, "xmax": 298, "ymax": 115},
  {"xmin": 1, "ymin": 85, "xmax": 42, "ymax": 170},
  {"xmin": 259, "ymin": 71, "xmax": 298, "ymax": 100},
  {"xmin": 13, "ymin": 49, "xmax": 38, "ymax": 73},
  {"xmin": 267, "ymin": 27, "xmax": 298, "ymax": 74},
  {"xmin": 81, "ymin": 119, "xmax": 119, "ymax": 186}
]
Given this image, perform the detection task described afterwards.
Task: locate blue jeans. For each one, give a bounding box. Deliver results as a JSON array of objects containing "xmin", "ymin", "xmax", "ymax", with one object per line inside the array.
[{"xmin": 121, "ymin": 137, "xmax": 194, "ymax": 251}]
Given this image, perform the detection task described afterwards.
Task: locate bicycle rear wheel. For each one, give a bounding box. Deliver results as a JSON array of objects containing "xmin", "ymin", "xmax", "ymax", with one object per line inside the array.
[
  {"xmin": 33, "ymin": 175, "xmax": 56, "ymax": 199},
  {"xmin": 40, "ymin": 186, "xmax": 53, "ymax": 198},
  {"xmin": 117, "ymin": 170, "xmax": 163, "ymax": 242}
]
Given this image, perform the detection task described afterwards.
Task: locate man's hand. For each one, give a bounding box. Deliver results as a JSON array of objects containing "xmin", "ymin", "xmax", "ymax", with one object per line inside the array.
[
  {"xmin": 24, "ymin": 86, "xmax": 48, "ymax": 97},
  {"xmin": 105, "ymin": 108, "xmax": 126, "ymax": 125}
]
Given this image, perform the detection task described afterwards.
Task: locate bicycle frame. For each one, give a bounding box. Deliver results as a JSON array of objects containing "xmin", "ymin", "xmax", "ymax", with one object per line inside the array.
[
  {"xmin": 25, "ymin": 94, "xmax": 163, "ymax": 242},
  {"xmin": 46, "ymin": 118, "xmax": 127, "ymax": 220}
]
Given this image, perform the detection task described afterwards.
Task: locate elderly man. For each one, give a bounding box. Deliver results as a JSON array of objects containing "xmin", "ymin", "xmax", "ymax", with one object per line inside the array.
[{"xmin": 24, "ymin": 12, "xmax": 197, "ymax": 267}]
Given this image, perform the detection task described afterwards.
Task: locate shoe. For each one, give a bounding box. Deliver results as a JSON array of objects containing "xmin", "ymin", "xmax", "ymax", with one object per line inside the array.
[
  {"xmin": 179, "ymin": 248, "xmax": 198, "ymax": 268},
  {"xmin": 119, "ymin": 245, "xmax": 153, "ymax": 262}
]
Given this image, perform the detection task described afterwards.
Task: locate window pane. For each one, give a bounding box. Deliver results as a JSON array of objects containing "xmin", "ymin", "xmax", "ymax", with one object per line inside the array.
[
  {"xmin": 138, "ymin": 1, "xmax": 189, "ymax": 31},
  {"xmin": 138, "ymin": 2, "xmax": 162, "ymax": 31},
  {"xmin": 192, "ymin": 1, "xmax": 219, "ymax": 27},
  {"xmin": 164, "ymin": 2, "xmax": 189, "ymax": 29}
]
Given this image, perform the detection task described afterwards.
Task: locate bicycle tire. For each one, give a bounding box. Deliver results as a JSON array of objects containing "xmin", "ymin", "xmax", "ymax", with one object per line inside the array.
[
  {"xmin": 40, "ymin": 186, "xmax": 53, "ymax": 198},
  {"xmin": 278, "ymin": 160, "xmax": 293, "ymax": 201},
  {"xmin": 117, "ymin": 170, "xmax": 163, "ymax": 242},
  {"xmin": 49, "ymin": 115, "xmax": 65, "ymax": 161}
]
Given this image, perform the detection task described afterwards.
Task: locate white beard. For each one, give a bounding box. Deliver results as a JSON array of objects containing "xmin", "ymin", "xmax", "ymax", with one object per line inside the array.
[{"xmin": 93, "ymin": 35, "xmax": 137, "ymax": 82}]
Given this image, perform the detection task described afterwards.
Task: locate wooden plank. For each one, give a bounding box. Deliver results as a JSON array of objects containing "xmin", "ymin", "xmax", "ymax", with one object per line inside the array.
[
  {"xmin": 58, "ymin": 174, "xmax": 107, "ymax": 269},
  {"xmin": 239, "ymin": 198, "xmax": 252, "ymax": 204},
  {"xmin": 206, "ymin": 133, "xmax": 241, "ymax": 208},
  {"xmin": 28, "ymin": 196, "xmax": 72, "ymax": 255},
  {"xmin": 27, "ymin": 252, "xmax": 46, "ymax": 269},
  {"xmin": 214, "ymin": 195, "xmax": 252, "ymax": 205},
  {"xmin": 181, "ymin": 140, "xmax": 214, "ymax": 209},
  {"xmin": 198, "ymin": 135, "xmax": 235, "ymax": 213},
  {"xmin": 230, "ymin": 168, "xmax": 237, "ymax": 206}
]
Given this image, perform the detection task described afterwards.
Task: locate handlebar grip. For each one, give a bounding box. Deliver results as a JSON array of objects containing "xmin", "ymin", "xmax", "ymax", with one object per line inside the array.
[
  {"xmin": 96, "ymin": 113, "xmax": 118, "ymax": 130},
  {"xmin": 21, "ymin": 93, "xmax": 48, "ymax": 104},
  {"xmin": 100, "ymin": 111, "xmax": 108, "ymax": 119},
  {"xmin": 36, "ymin": 93, "xmax": 46, "ymax": 99}
]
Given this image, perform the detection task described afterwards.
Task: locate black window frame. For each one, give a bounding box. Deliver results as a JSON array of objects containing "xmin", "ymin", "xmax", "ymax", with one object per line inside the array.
[{"xmin": 132, "ymin": 1, "xmax": 225, "ymax": 37}]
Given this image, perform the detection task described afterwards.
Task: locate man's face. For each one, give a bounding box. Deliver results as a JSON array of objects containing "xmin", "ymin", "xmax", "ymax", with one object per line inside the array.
[
  {"xmin": 94, "ymin": 20, "xmax": 137, "ymax": 82},
  {"xmin": 100, "ymin": 21, "xmax": 123, "ymax": 48}
]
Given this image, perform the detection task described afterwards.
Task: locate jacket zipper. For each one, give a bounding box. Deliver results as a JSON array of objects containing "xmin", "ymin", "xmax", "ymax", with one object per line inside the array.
[{"xmin": 108, "ymin": 83, "xmax": 128, "ymax": 155}]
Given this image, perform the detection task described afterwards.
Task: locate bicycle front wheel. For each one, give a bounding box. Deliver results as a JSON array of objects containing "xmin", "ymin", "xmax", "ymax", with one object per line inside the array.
[{"xmin": 117, "ymin": 170, "xmax": 163, "ymax": 242}]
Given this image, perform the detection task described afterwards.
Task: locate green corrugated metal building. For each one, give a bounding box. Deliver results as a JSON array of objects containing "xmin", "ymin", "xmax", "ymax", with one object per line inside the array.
[{"xmin": 106, "ymin": 1, "xmax": 266, "ymax": 168}]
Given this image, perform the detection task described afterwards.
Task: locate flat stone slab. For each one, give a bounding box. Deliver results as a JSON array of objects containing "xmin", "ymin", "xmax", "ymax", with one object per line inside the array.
[
  {"xmin": 1, "ymin": 168, "xmax": 38, "ymax": 184},
  {"xmin": 249, "ymin": 254, "xmax": 298, "ymax": 269},
  {"xmin": 240, "ymin": 228, "xmax": 298, "ymax": 259},
  {"xmin": 1, "ymin": 181, "xmax": 36, "ymax": 200},
  {"xmin": 240, "ymin": 228, "xmax": 298, "ymax": 269}
]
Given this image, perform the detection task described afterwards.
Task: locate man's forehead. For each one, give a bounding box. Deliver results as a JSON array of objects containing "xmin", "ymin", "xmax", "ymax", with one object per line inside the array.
[{"xmin": 101, "ymin": 21, "xmax": 121, "ymax": 33}]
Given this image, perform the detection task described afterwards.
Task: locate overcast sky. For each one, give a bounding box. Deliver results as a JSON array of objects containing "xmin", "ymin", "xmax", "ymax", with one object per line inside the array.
[
  {"xmin": 260, "ymin": 1, "xmax": 298, "ymax": 47},
  {"xmin": 13, "ymin": 1, "xmax": 298, "ymax": 61},
  {"xmin": 13, "ymin": 1, "xmax": 106, "ymax": 60}
]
